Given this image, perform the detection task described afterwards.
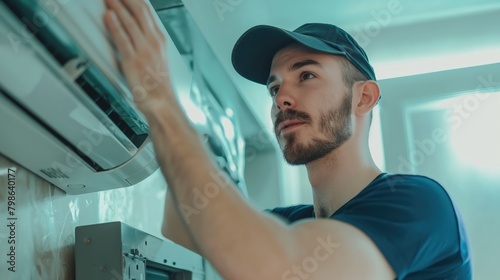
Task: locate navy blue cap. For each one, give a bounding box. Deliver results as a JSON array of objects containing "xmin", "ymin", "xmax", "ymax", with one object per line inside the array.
[{"xmin": 231, "ymin": 23, "xmax": 376, "ymax": 84}]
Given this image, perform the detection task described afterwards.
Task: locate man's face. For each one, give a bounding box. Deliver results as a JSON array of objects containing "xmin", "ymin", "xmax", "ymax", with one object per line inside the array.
[{"xmin": 268, "ymin": 44, "xmax": 353, "ymax": 165}]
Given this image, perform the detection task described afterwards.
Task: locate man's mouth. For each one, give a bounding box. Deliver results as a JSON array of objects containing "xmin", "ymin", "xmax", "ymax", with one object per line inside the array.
[{"xmin": 278, "ymin": 120, "xmax": 307, "ymax": 134}]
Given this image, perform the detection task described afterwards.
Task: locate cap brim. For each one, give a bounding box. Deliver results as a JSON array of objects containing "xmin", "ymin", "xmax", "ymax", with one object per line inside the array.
[{"xmin": 231, "ymin": 25, "xmax": 345, "ymax": 85}]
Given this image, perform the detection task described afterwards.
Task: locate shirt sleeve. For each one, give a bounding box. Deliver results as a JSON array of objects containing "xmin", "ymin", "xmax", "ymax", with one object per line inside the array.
[
  {"xmin": 331, "ymin": 175, "xmax": 461, "ymax": 278},
  {"xmin": 266, "ymin": 205, "xmax": 314, "ymax": 223}
]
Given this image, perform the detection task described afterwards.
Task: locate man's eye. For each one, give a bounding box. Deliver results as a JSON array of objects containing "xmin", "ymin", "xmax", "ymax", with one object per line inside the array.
[
  {"xmin": 300, "ymin": 72, "xmax": 315, "ymax": 80},
  {"xmin": 269, "ymin": 86, "xmax": 279, "ymax": 97}
]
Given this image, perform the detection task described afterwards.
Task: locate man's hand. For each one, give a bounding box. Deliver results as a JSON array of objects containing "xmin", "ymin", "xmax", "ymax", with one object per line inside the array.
[{"xmin": 103, "ymin": 0, "xmax": 172, "ymax": 116}]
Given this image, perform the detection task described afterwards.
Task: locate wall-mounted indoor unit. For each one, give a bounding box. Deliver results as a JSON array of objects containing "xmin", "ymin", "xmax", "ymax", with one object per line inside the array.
[{"xmin": 0, "ymin": 0, "xmax": 159, "ymax": 194}]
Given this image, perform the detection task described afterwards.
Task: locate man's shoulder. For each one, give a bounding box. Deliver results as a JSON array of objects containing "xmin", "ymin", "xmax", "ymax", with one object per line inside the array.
[
  {"xmin": 372, "ymin": 173, "xmax": 444, "ymax": 189},
  {"xmin": 366, "ymin": 173, "xmax": 450, "ymax": 201},
  {"xmin": 358, "ymin": 173, "xmax": 453, "ymax": 213}
]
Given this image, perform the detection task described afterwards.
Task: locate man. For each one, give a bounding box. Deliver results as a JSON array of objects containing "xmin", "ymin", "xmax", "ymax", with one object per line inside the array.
[{"xmin": 102, "ymin": 0, "xmax": 472, "ymax": 279}]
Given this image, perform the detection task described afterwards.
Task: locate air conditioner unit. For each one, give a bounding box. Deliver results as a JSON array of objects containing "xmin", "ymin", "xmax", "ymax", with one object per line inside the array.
[
  {"xmin": 0, "ymin": 0, "xmax": 161, "ymax": 194},
  {"xmin": 75, "ymin": 221, "xmax": 205, "ymax": 280}
]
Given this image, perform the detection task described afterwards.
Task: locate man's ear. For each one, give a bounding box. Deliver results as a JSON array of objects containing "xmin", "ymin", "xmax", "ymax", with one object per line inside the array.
[{"xmin": 353, "ymin": 80, "xmax": 380, "ymax": 117}]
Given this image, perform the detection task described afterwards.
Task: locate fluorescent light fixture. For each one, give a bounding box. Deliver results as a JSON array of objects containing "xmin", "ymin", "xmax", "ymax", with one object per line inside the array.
[{"xmin": 449, "ymin": 92, "xmax": 500, "ymax": 171}]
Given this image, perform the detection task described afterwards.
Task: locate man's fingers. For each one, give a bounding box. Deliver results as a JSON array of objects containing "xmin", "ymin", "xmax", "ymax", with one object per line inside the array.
[
  {"xmin": 141, "ymin": 0, "xmax": 166, "ymax": 38},
  {"xmin": 103, "ymin": 11, "xmax": 135, "ymax": 59},
  {"xmin": 120, "ymin": 0, "xmax": 157, "ymax": 38},
  {"xmin": 104, "ymin": 0, "xmax": 145, "ymax": 50}
]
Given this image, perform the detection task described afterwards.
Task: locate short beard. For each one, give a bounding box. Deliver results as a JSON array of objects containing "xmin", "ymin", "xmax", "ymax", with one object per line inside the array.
[{"xmin": 279, "ymin": 90, "xmax": 353, "ymax": 165}]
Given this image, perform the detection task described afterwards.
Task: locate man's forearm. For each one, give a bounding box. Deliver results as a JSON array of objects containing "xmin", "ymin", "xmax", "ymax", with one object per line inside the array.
[{"xmin": 163, "ymin": 188, "xmax": 198, "ymax": 253}]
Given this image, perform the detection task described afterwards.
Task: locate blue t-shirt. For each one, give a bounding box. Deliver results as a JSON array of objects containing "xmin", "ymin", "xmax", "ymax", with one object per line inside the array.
[{"xmin": 268, "ymin": 173, "xmax": 472, "ymax": 280}]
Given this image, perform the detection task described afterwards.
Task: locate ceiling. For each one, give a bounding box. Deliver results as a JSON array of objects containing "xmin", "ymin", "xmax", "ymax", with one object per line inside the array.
[{"xmin": 179, "ymin": 0, "xmax": 500, "ymax": 128}]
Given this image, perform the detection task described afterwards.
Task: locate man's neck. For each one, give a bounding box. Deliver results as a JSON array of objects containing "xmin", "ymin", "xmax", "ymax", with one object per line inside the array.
[{"xmin": 306, "ymin": 140, "xmax": 381, "ymax": 218}]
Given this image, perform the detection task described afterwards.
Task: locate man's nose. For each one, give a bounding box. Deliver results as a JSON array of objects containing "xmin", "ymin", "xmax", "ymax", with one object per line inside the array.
[{"xmin": 274, "ymin": 84, "xmax": 296, "ymax": 111}]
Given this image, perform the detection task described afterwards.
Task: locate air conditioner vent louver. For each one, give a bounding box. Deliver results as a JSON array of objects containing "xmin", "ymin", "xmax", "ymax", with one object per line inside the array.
[{"xmin": 75, "ymin": 66, "xmax": 149, "ymax": 148}]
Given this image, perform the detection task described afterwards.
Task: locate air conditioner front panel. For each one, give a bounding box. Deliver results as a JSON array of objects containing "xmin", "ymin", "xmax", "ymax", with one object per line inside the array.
[
  {"xmin": 0, "ymin": 92, "xmax": 123, "ymax": 192},
  {"xmin": 0, "ymin": 92, "xmax": 159, "ymax": 195},
  {"xmin": 0, "ymin": 50, "xmax": 135, "ymax": 170}
]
